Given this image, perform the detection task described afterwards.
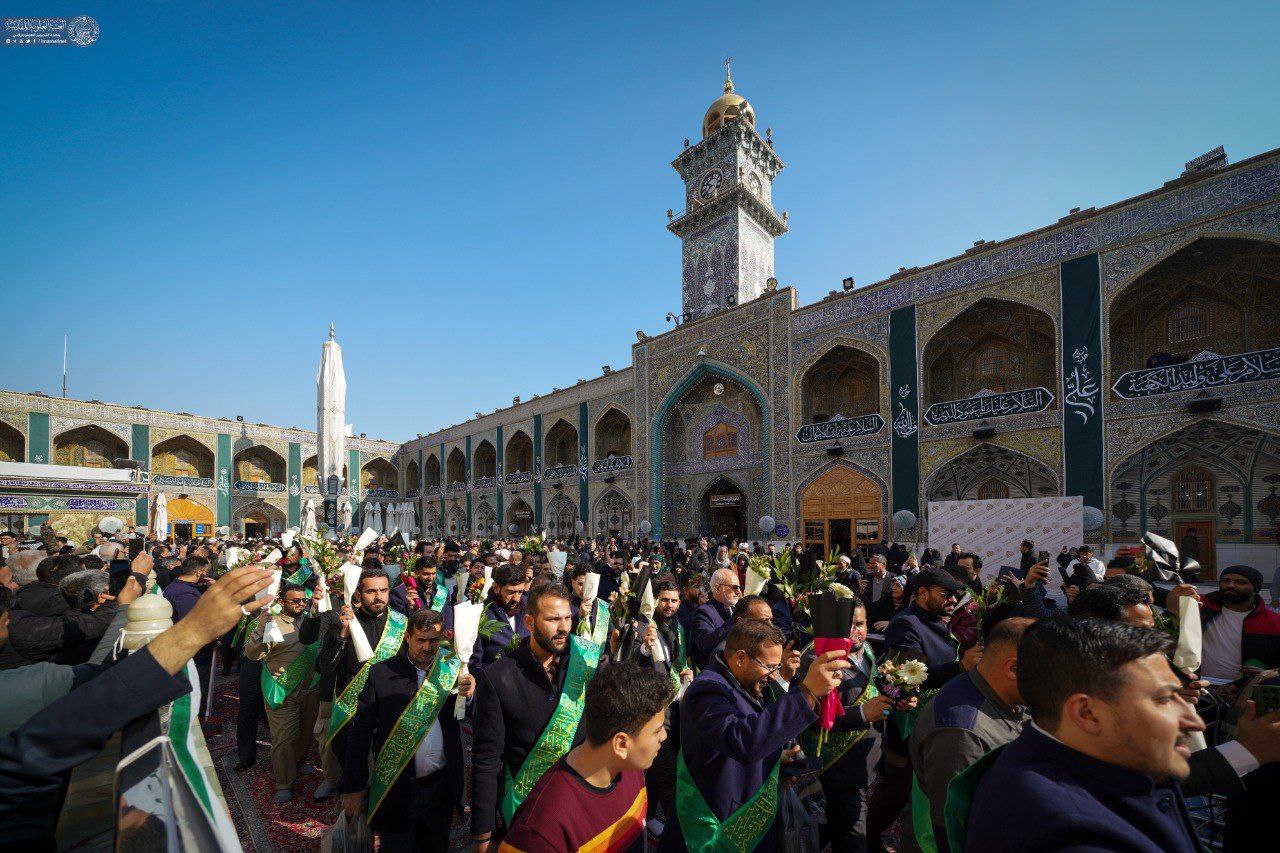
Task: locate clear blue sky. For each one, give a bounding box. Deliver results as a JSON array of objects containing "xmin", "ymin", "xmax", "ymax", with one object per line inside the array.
[{"xmin": 3, "ymin": 2, "xmax": 1277, "ymax": 442}]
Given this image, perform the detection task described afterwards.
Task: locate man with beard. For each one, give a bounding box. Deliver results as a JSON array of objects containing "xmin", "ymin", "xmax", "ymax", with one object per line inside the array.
[
  {"xmin": 675, "ymin": 572, "xmax": 704, "ymax": 634},
  {"xmin": 866, "ymin": 567, "xmax": 982, "ymax": 853},
  {"xmin": 392, "ymin": 556, "xmax": 451, "ymax": 618},
  {"xmin": 476, "ymin": 563, "xmax": 531, "ymax": 669},
  {"xmin": 964, "ymin": 618, "xmax": 1205, "ymax": 853},
  {"xmin": 689, "ymin": 567, "xmax": 741, "ymax": 671},
  {"xmin": 301, "ymin": 568, "xmax": 406, "ymax": 781},
  {"xmin": 801, "ymin": 598, "xmax": 912, "ymax": 853},
  {"xmin": 658, "ymin": 619, "xmax": 848, "ymax": 851},
  {"xmin": 339, "ymin": 609, "xmax": 475, "ymax": 852},
  {"xmin": 472, "ymin": 583, "xmax": 604, "ymax": 851},
  {"xmin": 1166, "ymin": 564, "xmax": 1280, "ymax": 679}
]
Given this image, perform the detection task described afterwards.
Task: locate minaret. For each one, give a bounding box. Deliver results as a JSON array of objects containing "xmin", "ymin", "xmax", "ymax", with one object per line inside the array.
[
  {"xmin": 316, "ymin": 323, "xmax": 347, "ymax": 534},
  {"xmin": 669, "ymin": 60, "xmax": 786, "ymax": 318}
]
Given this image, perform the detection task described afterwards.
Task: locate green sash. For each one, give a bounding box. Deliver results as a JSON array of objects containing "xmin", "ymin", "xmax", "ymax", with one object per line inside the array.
[
  {"xmin": 261, "ymin": 640, "xmax": 321, "ymax": 709},
  {"xmin": 675, "ymin": 751, "xmax": 779, "ymax": 852},
  {"xmin": 285, "ymin": 563, "xmax": 312, "ymax": 586},
  {"xmin": 590, "ymin": 599, "xmax": 610, "ymax": 646},
  {"xmin": 801, "ymin": 649, "xmax": 879, "ymax": 771},
  {"xmin": 367, "ymin": 651, "xmax": 462, "ymax": 819},
  {"xmin": 942, "ymin": 744, "xmax": 1007, "ymax": 853},
  {"xmin": 326, "ymin": 610, "xmax": 408, "ymax": 743},
  {"xmin": 500, "ymin": 635, "xmax": 603, "ymax": 823}
]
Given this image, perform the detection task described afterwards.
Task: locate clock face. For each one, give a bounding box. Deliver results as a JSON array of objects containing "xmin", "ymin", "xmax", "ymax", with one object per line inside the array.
[
  {"xmin": 748, "ymin": 173, "xmax": 762, "ymax": 195},
  {"xmin": 699, "ymin": 169, "xmax": 724, "ymax": 199}
]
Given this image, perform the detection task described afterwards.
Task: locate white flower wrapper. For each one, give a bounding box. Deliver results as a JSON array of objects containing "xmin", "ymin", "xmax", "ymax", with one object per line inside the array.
[
  {"xmin": 348, "ymin": 617, "xmax": 375, "ymax": 663},
  {"xmin": 281, "ymin": 529, "xmax": 296, "ymax": 549},
  {"xmin": 451, "ymin": 601, "xmax": 485, "ymax": 719},
  {"xmin": 1173, "ymin": 595, "xmax": 1202, "ymax": 674},
  {"xmin": 744, "ymin": 566, "xmax": 769, "ymax": 597},
  {"xmin": 255, "ymin": 568, "xmax": 283, "ymax": 602},
  {"xmin": 263, "ymin": 615, "xmax": 285, "ymax": 645},
  {"xmin": 340, "ymin": 563, "xmax": 363, "ymax": 604},
  {"xmin": 354, "ymin": 527, "xmax": 378, "ymax": 553},
  {"xmin": 262, "ymin": 549, "xmax": 283, "ymax": 566},
  {"xmin": 582, "ymin": 572, "xmax": 600, "ymax": 602},
  {"xmin": 315, "ymin": 571, "xmax": 332, "ymax": 613}
]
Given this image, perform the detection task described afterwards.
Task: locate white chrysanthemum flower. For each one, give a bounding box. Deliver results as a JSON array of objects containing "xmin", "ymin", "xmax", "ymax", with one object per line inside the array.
[
  {"xmin": 830, "ymin": 583, "xmax": 854, "ymax": 600},
  {"xmin": 899, "ymin": 659, "xmax": 929, "ymax": 686}
]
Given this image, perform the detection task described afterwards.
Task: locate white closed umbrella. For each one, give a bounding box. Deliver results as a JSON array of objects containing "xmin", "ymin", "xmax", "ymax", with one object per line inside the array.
[
  {"xmin": 316, "ymin": 326, "xmax": 347, "ymax": 504},
  {"xmin": 339, "ymin": 497, "xmax": 352, "ymax": 533},
  {"xmin": 301, "ymin": 498, "xmax": 318, "ymax": 536},
  {"xmin": 367, "ymin": 502, "xmax": 382, "ymax": 534},
  {"xmin": 399, "ymin": 502, "xmax": 412, "ymax": 535},
  {"xmin": 153, "ymin": 492, "xmax": 170, "ymax": 541}
]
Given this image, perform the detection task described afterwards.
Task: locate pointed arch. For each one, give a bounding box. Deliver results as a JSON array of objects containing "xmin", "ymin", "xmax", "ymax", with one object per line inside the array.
[
  {"xmin": 151, "ymin": 435, "xmax": 214, "ymax": 480},
  {"xmin": 505, "ymin": 430, "xmax": 534, "ymax": 474},
  {"xmin": 921, "ymin": 298, "xmax": 1057, "ymax": 406},
  {"xmin": 544, "ymin": 419, "xmax": 578, "ymax": 467},
  {"xmin": 592, "ymin": 488, "xmax": 634, "ymax": 537},
  {"xmin": 651, "ymin": 359, "xmax": 770, "ymax": 539},
  {"xmin": 507, "ymin": 496, "xmax": 534, "ymax": 536},
  {"xmin": 54, "ymin": 424, "xmax": 128, "ymax": 469},
  {"xmin": 0, "ymin": 421, "xmax": 22, "ymax": 463},
  {"xmin": 446, "ymin": 448, "xmax": 466, "ymax": 484},
  {"xmin": 473, "ymin": 440, "xmax": 497, "ymax": 478},
  {"xmin": 405, "ymin": 458, "xmax": 421, "ymax": 493},
  {"xmin": 232, "ymin": 444, "xmax": 286, "ymax": 483},
  {"xmin": 361, "ymin": 457, "xmax": 397, "ymax": 492},
  {"xmin": 546, "ymin": 491, "xmax": 578, "ymax": 538},
  {"xmin": 424, "ymin": 452, "xmax": 441, "ymax": 490},
  {"xmin": 796, "ymin": 342, "xmax": 884, "ymax": 425},
  {"xmin": 474, "ymin": 496, "xmax": 497, "ymax": 535},
  {"xmin": 593, "ymin": 406, "xmax": 633, "ymax": 459},
  {"xmin": 924, "ymin": 443, "xmax": 1059, "ymax": 503}
]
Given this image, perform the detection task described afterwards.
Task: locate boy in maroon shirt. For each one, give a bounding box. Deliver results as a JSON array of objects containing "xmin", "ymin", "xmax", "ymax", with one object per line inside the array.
[{"xmin": 500, "ymin": 662, "xmax": 673, "ymax": 853}]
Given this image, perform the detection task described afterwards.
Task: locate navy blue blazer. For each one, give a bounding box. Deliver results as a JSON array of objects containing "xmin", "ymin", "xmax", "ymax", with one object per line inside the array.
[
  {"xmin": 659, "ymin": 655, "xmax": 817, "ymax": 852},
  {"xmin": 883, "ymin": 602, "xmax": 961, "ymax": 691},
  {"xmin": 337, "ymin": 652, "xmax": 466, "ymax": 834},
  {"xmin": 965, "ymin": 726, "xmax": 1200, "ymax": 853},
  {"xmin": 689, "ymin": 599, "xmax": 732, "ymax": 672}
]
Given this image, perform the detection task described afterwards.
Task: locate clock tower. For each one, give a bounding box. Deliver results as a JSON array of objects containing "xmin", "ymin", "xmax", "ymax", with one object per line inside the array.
[{"xmin": 669, "ymin": 61, "xmax": 787, "ymax": 318}]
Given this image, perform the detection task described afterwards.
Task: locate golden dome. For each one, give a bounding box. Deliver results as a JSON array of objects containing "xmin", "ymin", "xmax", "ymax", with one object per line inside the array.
[{"xmin": 702, "ymin": 60, "xmax": 756, "ymax": 138}]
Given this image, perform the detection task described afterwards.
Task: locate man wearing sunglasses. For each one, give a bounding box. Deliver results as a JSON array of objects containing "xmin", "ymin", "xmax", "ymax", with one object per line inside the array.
[{"xmin": 689, "ymin": 567, "xmax": 742, "ymax": 671}]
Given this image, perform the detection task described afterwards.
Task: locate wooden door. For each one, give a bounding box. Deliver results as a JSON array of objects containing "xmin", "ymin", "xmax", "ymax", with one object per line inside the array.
[
  {"xmin": 1174, "ymin": 520, "xmax": 1215, "ymax": 579},
  {"xmin": 801, "ymin": 465, "xmax": 883, "ymax": 554}
]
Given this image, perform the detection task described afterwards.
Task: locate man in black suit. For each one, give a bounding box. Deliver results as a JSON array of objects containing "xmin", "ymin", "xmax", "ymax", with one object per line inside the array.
[
  {"xmin": 475, "ymin": 562, "xmax": 530, "ymax": 669},
  {"xmin": 299, "ymin": 567, "xmax": 395, "ymax": 779},
  {"xmin": 861, "ymin": 554, "xmax": 897, "ymax": 627},
  {"xmin": 339, "ymin": 609, "xmax": 475, "ymax": 852},
  {"xmin": 470, "ymin": 582, "xmax": 582, "ymax": 851}
]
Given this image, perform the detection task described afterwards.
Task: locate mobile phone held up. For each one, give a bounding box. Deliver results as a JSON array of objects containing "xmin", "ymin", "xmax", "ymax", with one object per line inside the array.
[{"xmin": 108, "ymin": 558, "xmax": 133, "ymax": 596}]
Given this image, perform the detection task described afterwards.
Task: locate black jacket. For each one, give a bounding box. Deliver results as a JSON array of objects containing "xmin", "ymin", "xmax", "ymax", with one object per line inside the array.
[
  {"xmin": 337, "ymin": 652, "xmax": 466, "ymax": 833},
  {"xmin": 470, "ymin": 638, "xmax": 577, "ymax": 836},
  {"xmin": 0, "ymin": 645, "xmax": 188, "ymax": 845},
  {"xmin": 300, "ymin": 605, "xmax": 391, "ymax": 702},
  {"xmin": 0, "ymin": 605, "xmax": 116, "ymax": 671},
  {"xmin": 801, "ymin": 649, "xmax": 880, "ymax": 791},
  {"xmin": 14, "ymin": 582, "xmax": 66, "ymax": 617}
]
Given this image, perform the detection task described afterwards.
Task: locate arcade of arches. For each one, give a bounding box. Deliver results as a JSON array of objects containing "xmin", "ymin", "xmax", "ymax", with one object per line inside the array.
[
  {"xmin": 924, "ymin": 299, "xmax": 1057, "ymax": 405},
  {"xmin": 799, "ymin": 465, "xmax": 883, "ymax": 557},
  {"xmin": 1110, "ymin": 238, "xmax": 1280, "ymax": 379}
]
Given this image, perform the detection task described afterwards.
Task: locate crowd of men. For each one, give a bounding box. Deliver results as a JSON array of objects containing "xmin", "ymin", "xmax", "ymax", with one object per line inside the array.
[{"xmin": 0, "ymin": 520, "xmax": 1278, "ymax": 852}]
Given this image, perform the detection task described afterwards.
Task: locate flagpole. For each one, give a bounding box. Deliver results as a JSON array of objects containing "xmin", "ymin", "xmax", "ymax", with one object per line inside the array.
[{"xmin": 61, "ymin": 335, "xmax": 67, "ymax": 398}]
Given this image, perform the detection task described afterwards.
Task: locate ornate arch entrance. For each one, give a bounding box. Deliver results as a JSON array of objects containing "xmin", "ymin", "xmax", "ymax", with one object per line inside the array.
[
  {"xmin": 700, "ymin": 477, "xmax": 747, "ymax": 541},
  {"xmin": 799, "ymin": 464, "xmax": 884, "ymax": 557}
]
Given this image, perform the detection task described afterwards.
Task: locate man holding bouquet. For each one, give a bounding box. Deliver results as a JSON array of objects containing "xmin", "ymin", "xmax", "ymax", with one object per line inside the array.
[{"xmin": 659, "ymin": 619, "xmax": 848, "ymax": 851}]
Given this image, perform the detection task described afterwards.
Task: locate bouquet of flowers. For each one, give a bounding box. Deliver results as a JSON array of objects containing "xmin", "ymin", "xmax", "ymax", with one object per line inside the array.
[
  {"xmin": 876, "ymin": 655, "xmax": 929, "ymax": 701},
  {"xmin": 745, "ymin": 554, "xmax": 771, "ymax": 597},
  {"xmin": 808, "ymin": 583, "xmax": 858, "ymax": 753},
  {"xmin": 518, "ymin": 534, "xmax": 544, "ymax": 557}
]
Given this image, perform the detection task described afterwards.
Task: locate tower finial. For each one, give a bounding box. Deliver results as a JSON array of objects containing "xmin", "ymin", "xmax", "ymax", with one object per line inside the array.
[
  {"xmin": 723, "ymin": 56, "xmax": 734, "ymax": 94},
  {"xmin": 329, "ymin": 322, "xmax": 335, "ymax": 341}
]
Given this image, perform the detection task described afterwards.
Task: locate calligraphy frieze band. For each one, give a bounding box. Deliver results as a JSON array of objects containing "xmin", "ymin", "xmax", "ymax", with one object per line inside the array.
[
  {"xmin": 796, "ymin": 414, "xmax": 885, "ymax": 444},
  {"xmin": 923, "ymin": 388, "xmax": 1054, "ymax": 426},
  {"xmin": 1112, "ymin": 347, "xmax": 1280, "ymax": 399}
]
